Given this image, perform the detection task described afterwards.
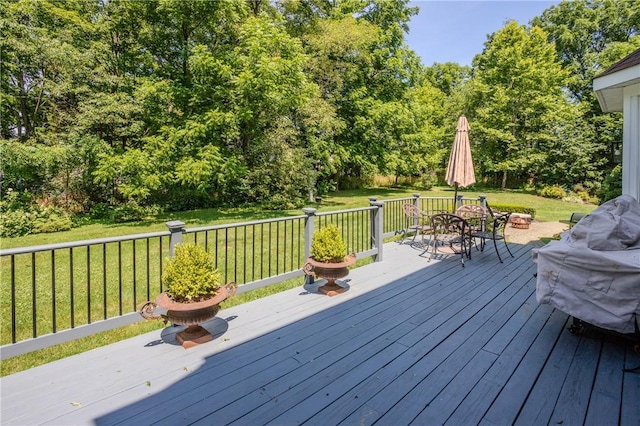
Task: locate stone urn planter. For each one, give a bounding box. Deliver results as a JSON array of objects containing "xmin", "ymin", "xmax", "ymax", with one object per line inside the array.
[
  {"xmin": 140, "ymin": 282, "xmax": 237, "ymax": 348},
  {"xmin": 139, "ymin": 243, "xmax": 235, "ymax": 348},
  {"xmin": 303, "ymin": 224, "xmax": 355, "ymax": 296},
  {"xmin": 304, "ymin": 253, "xmax": 356, "ymax": 296}
]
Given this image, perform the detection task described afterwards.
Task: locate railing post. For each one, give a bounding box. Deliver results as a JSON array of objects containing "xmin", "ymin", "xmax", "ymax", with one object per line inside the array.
[
  {"xmin": 302, "ymin": 208, "xmax": 317, "ymax": 284},
  {"xmin": 166, "ymin": 220, "xmax": 185, "ymax": 257},
  {"xmin": 479, "ymin": 194, "xmax": 487, "ymax": 210},
  {"xmin": 370, "ymin": 200, "xmax": 384, "ymax": 262}
]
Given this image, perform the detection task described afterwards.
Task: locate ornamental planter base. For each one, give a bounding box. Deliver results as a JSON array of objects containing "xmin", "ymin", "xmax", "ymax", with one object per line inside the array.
[
  {"xmin": 318, "ymin": 280, "xmax": 348, "ymax": 297},
  {"xmin": 176, "ymin": 325, "xmax": 213, "ymax": 349},
  {"xmin": 303, "ymin": 253, "xmax": 356, "ymax": 297}
]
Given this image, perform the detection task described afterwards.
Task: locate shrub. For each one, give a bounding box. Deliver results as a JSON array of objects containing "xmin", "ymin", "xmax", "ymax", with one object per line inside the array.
[
  {"xmin": 0, "ymin": 190, "xmax": 72, "ymax": 237},
  {"xmin": 598, "ymin": 165, "xmax": 622, "ymax": 203},
  {"xmin": 539, "ymin": 185, "xmax": 566, "ymax": 199},
  {"xmin": 0, "ymin": 210, "xmax": 33, "ymax": 237},
  {"xmin": 111, "ymin": 202, "xmax": 147, "ymax": 222},
  {"xmin": 32, "ymin": 208, "xmax": 72, "ymax": 234},
  {"xmin": 162, "ymin": 243, "xmax": 222, "ymax": 303},
  {"xmin": 562, "ymin": 194, "xmax": 584, "ymax": 204},
  {"xmin": 489, "ymin": 204, "xmax": 536, "ymax": 220},
  {"xmin": 310, "ymin": 224, "xmax": 348, "ymax": 263},
  {"xmin": 576, "ymin": 191, "xmax": 590, "ymax": 202},
  {"xmin": 89, "ymin": 203, "xmax": 113, "ymax": 219},
  {"xmin": 417, "ymin": 172, "xmax": 436, "ymax": 190},
  {"xmin": 316, "ymin": 180, "xmax": 336, "ymax": 196}
]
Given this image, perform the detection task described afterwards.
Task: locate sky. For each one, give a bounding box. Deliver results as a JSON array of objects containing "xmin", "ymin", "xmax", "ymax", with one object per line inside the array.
[{"xmin": 405, "ymin": 1, "xmax": 561, "ymax": 66}]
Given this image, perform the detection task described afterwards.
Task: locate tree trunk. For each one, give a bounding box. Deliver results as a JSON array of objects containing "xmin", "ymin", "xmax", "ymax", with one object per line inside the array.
[
  {"xmin": 17, "ymin": 71, "xmax": 32, "ymax": 139},
  {"xmin": 501, "ymin": 170, "xmax": 507, "ymax": 190}
]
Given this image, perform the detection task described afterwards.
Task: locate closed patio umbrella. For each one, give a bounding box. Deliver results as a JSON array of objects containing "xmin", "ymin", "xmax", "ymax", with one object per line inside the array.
[{"xmin": 445, "ymin": 115, "xmax": 476, "ymax": 210}]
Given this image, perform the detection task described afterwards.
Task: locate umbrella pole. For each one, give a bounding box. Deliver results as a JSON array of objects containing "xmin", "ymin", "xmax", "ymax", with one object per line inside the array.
[{"xmin": 453, "ymin": 184, "xmax": 459, "ymax": 213}]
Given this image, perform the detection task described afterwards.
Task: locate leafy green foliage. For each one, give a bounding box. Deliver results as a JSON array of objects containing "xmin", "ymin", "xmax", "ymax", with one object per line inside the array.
[
  {"xmin": 0, "ymin": 210, "xmax": 33, "ymax": 238},
  {"xmin": 533, "ymin": 0, "xmax": 640, "ymax": 193},
  {"xmin": 539, "ymin": 185, "xmax": 568, "ymax": 199},
  {"xmin": 0, "ymin": 0, "xmax": 635, "ymax": 221},
  {"xmin": 598, "ymin": 165, "xmax": 622, "ymax": 203},
  {"xmin": 0, "ymin": 189, "xmax": 72, "ymax": 237},
  {"xmin": 469, "ymin": 21, "xmax": 590, "ymax": 190},
  {"xmin": 162, "ymin": 243, "xmax": 222, "ymax": 303},
  {"xmin": 310, "ymin": 224, "xmax": 348, "ymax": 263},
  {"xmin": 31, "ymin": 209, "xmax": 73, "ymax": 234}
]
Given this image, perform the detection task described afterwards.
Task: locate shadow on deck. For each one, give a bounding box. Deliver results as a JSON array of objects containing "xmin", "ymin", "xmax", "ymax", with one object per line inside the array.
[{"xmin": 2, "ymin": 240, "xmax": 639, "ymax": 425}]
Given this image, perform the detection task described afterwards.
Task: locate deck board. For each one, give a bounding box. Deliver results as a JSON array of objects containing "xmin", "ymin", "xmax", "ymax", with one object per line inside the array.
[
  {"xmin": 584, "ymin": 338, "xmax": 626, "ymax": 425},
  {"xmin": 1, "ymin": 238, "xmax": 639, "ymax": 426}
]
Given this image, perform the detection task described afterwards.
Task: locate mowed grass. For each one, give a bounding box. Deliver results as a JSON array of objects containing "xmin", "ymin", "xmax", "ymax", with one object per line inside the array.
[
  {"xmin": 0, "ymin": 186, "xmax": 593, "ymax": 251},
  {"xmin": 1, "ymin": 187, "xmax": 596, "ymax": 376}
]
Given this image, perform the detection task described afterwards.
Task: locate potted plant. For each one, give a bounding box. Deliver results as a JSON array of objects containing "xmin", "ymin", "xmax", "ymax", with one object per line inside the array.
[
  {"xmin": 139, "ymin": 243, "xmax": 236, "ymax": 348},
  {"xmin": 303, "ymin": 224, "xmax": 356, "ymax": 296}
]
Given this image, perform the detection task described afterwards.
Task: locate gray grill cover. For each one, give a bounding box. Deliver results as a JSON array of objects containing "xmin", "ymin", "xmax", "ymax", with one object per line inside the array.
[{"xmin": 532, "ymin": 195, "xmax": 640, "ymax": 334}]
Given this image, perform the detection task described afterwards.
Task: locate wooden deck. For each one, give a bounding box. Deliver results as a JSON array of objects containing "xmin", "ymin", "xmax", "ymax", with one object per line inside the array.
[{"xmin": 2, "ymin": 239, "xmax": 639, "ymax": 425}]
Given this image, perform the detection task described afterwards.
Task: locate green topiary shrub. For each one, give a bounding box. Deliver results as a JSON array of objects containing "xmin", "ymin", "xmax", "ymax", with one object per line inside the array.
[
  {"xmin": 162, "ymin": 243, "xmax": 222, "ymax": 303},
  {"xmin": 539, "ymin": 185, "xmax": 567, "ymax": 199},
  {"xmin": 310, "ymin": 224, "xmax": 348, "ymax": 263}
]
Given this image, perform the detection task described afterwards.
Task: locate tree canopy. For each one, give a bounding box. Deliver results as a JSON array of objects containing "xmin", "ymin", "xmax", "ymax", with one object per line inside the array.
[{"xmin": 0, "ymin": 0, "xmax": 636, "ymax": 227}]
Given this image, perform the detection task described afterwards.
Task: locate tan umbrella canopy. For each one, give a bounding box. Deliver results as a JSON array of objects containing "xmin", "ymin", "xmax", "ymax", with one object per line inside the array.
[{"xmin": 445, "ymin": 115, "xmax": 476, "ymax": 209}]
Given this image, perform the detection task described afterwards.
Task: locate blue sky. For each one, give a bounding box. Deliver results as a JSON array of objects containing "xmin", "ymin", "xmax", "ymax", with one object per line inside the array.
[{"xmin": 406, "ymin": 1, "xmax": 561, "ymax": 66}]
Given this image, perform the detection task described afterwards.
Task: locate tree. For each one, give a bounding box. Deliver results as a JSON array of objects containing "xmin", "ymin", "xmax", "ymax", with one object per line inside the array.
[
  {"xmin": 299, "ymin": 0, "xmax": 422, "ymax": 188},
  {"xmin": 423, "ymin": 62, "xmax": 472, "ymax": 97},
  {"xmin": 469, "ymin": 21, "xmax": 591, "ymax": 189},
  {"xmin": 533, "ymin": 0, "xmax": 640, "ymax": 104},
  {"xmin": 0, "ymin": 0, "xmax": 94, "ymax": 140},
  {"xmin": 532, "ymin": 0, "xmax": 640, "ymax": 193},
  {"xmin": 383, "ymin": 81, "xmax": 447, "ymax": 185}
]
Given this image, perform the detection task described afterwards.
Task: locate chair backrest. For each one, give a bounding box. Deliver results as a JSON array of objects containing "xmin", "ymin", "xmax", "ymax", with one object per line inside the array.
[
  {"xmin": 430, "ymin": 213, "xmax": 468, "ymax": 235},
  {"xmin": 455, "ymin": 204, "xmax": 488, "ymax": 219},
  {"xmin": 491, "ymin": 213, "xmax": 511, "ymax": 236},
  {"xmin": 403, "ymin": 203, "xmax": 421, "ymax": 219}
]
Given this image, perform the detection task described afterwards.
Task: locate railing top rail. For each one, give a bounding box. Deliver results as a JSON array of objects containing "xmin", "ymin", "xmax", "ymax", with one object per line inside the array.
[
  {"xmin": 0, "ymin": 231, "xmax": 170, "ymax": 256},
  {"xmin": 185, "ymin": 214, "xmax": 308, "ymax": 234},
  {"xmin": 381, "ymin": 196, "xmax": 479, "ymax": 203},
  {"xmin": 316, "ymin": 206, "xmax": 376, "ymax": 216},
  {"xmin": 1, "ymin": 197, "xmax": 463, "ymax": 256},
  {"xmin": 379, "ymin": 197, "xmax": 415, "ymax": 203}
]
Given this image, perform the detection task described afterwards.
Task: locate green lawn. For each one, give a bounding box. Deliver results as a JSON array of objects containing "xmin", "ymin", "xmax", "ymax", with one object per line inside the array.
[
  {"xmin": 0, "ymin": 186, "xmax": 596, "ymax": 376},
  {"xmin": 1, "ymin": 186, "xmax": 594, "ymax": 250}
]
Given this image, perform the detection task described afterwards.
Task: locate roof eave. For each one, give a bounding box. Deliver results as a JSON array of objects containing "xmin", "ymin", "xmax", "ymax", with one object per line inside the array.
[{"xmin": 593, "ymin": 65, "xmax": 640, "ymax": 112}]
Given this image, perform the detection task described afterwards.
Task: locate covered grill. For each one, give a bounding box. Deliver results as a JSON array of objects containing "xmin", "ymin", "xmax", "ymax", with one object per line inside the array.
[{"xmin": 533, "ymin": 195, "xmax": 640, "ymax": 335}]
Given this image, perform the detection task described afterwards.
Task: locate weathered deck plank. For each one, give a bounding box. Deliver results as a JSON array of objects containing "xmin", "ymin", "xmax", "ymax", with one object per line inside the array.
[{"xmin": 1, "ymin": 238, "xmax": 638, "ymax": 426}]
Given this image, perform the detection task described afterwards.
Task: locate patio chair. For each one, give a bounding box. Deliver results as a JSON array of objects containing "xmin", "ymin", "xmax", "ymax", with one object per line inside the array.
[
  {"xmin": 455, "ymin": 204, "xmax": 489, "ymax": 232},
  {"xmin": 401, "ymin": 203, "xmax": 432, "ymax": 247},
  {"xmin": 470, "ymin": 212, "xmax": 513, "ymax": 263},
  {"xmin": 423, "ymin": 213, "xmax": 472, "ymax": 267}
]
